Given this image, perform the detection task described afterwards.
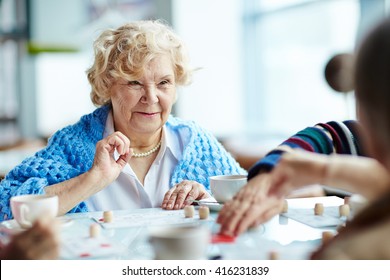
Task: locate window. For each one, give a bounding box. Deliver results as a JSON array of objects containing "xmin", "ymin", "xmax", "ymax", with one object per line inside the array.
[{"xmin": 243, "ymin": 0, "xmax": 361, "ymax": 139}]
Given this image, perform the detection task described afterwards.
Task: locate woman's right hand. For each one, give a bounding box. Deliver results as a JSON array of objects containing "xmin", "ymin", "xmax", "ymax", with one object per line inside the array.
[
  {"xmin": 45, "ymin": 131, "xmax": 132, "ymax": 215},
  {"xmin": 89, "ymin": 131, "xmax": 132, "ymax": 186}
]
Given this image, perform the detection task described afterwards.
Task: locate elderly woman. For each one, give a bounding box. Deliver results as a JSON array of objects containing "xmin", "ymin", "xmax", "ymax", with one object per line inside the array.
[{"xmin": 0, "ymin": 20, "xmax": 245, "ymax": 220}]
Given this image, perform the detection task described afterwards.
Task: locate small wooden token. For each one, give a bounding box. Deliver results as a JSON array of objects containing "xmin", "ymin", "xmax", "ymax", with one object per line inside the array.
[
  {"xmin": 314, "ymin": 203, "xmax": 324, "ymax": 216},
  {"xmin": 184, "ymin": 205, "xmax": 195, "ymax": 218},
  {"xmin": 103, "ymin": 210, "xmax": 114, "ymax": 223},
  {"xmin": 89, "ymin": 223, "xmax": 100, "ymax": 238},
  {"xmin": 322, "ymin": 231, "xmax": 334, "ymax": 244},
  {"xmin": 198, "ymin": 206, "xmax": 210, "ymax": 219},
  {"xmin": 268, "ymin": 251, "xmax": 279, "ymax": 260},
  {"xmin": 281, "ymin": 200, "xmax": 288, "ymax": 213},
  {"xmin": 339, "ymin": 204, "xmax": 350, "ymax": 217}
]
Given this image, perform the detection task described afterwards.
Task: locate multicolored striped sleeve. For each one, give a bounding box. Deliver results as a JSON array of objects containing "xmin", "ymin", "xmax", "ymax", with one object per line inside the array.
[{"xmin": 247, "ymin": 120, "xmax": 364, "ymax": 180}]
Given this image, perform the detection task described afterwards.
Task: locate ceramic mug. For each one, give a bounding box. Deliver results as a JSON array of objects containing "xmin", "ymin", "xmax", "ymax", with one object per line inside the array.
[
  {"xmin": 10, "ymin": 194, "xmax": 59, "ymax": 229},
  {"xmin": 209, "ymin": 174, "xmax": 247, "ymax": 203},
  {"xmin": 149, "ymin": 225, "xmax": 210, "ymax": 260}
]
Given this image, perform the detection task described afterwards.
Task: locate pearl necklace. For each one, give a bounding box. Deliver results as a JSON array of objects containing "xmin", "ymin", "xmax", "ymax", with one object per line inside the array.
[{"xmin": 132, "ymin": 140, "xmax": 162, "ymax": 158}]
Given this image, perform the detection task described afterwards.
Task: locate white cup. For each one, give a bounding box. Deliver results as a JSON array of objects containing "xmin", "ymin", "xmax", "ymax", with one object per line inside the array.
[
  {"xmin": 148, "ymin": 225, "xmax": 210, "ymax": 260},
  {"xmin": 10, "ymin": 194, "xmax": 59, "ymax": 229},
  {"xmin": 209, "ymin": 174, "xmax": 247, "ymax": 203}
]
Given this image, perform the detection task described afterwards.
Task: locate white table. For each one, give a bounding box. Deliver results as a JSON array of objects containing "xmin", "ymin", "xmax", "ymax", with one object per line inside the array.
[{"xmin": 0, "ymin": 196, "xmax": 344, "ymax": 260}]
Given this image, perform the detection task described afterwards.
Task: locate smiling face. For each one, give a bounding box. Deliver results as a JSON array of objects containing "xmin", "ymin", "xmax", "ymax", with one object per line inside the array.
[{"xmin": 110, "ymin": 55, "xmax": 176, "ymax": 140}]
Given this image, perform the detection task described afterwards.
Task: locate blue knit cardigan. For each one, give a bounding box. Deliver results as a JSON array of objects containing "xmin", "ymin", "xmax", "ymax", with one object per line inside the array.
[{"xmin": 0, "ymin": 105, "xmax": 246, "ymax": 220}]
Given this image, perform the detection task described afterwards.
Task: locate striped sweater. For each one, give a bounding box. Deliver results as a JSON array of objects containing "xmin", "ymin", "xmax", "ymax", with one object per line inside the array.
[{"xmin": 248, "ymin": 120, "xmax": 364, "ymax": 180}]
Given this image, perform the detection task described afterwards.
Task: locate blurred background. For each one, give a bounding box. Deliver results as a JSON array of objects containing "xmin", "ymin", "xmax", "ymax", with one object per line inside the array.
[{"xmin": 0, "ymin": 0, "xmax": 389, "ymax": 176}]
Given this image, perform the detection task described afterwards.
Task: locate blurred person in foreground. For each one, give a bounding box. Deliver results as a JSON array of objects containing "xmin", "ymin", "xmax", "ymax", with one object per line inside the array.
[
  {"xmin": 0, "ymin": 20, "xmax": 245, "ymax": 221},
  {"xmin": 0, "ymin": 216, "xmax": 59, "ymax": 260},
  {"xmin": 311, "ymin": 17, "xmax": 390, "ymax": 259},
  {"xmin": 218, "ymin": 17, "xmax": 390, "ymax": 258}
]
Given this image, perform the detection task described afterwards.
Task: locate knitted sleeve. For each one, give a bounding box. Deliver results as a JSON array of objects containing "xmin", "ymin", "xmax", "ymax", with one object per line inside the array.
[
  {"xmin": 248, "ymin": 120, "xmax": 363, "ymax": 180},
  {"xmin": 0, "ymin": 127, "xmax": 93, "ymax": 220},
  {"xmin": 169, "ymin": 119, "xmax": 246, "ymax": 191},
  {"xmin": 0, "ymin": 107, "xmax": 107, "ymax": 221}
]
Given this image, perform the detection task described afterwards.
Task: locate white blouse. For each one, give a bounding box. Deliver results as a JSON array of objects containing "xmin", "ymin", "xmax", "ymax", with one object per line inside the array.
[{"xmin": 85, "ymin": 111, "xmax": 184, "ymax": 211}]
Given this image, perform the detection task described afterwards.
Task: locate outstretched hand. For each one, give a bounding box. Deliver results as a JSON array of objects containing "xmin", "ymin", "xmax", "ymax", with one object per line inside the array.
[{"xmin": 217, "ymin": 173, "xmax": 284, "ymax": 236}]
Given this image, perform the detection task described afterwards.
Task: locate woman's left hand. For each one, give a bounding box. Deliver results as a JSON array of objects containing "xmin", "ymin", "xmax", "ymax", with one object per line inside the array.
[{"xmin": 161, "ymin": 180, "xmax": 211, "ymax": 210}]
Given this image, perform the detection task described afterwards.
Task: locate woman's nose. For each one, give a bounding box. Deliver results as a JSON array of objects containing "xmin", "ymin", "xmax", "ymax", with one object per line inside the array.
[{"xmin": 142, "ymin": 86, "xmax": 159, "ymax": 104}]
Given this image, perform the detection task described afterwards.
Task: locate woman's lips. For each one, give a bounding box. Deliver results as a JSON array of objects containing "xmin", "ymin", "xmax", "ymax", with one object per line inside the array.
[{"xmin": 136, "ymin": 112, "xmax": 159, "ymax": 117}]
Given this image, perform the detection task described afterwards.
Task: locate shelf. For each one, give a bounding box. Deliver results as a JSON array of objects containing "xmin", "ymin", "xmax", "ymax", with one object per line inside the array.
[
  {"xmin": 0, "ymin": 116, "xmax": 18, "ymax": 124},
  {"xmin": 0, "ymin": 29, "xmax": 28, "ymax": 42}
]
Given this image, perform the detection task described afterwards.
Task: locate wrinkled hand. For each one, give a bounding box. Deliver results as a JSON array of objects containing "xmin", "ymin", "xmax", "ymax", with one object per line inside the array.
[
  {"xmin": 217, "ymin": 173, "xmax": 284, "ymax": 237},
  {"xmin": 90, "ymin": 131, "xmax": 132, "ymax": 186},
  {"xmin": 161, "ymin": 180, "xmax": 211, "ymax": 210},
  {"xmin": 1, "ymin": 216, "xmax": 60, "ymax": 260}
]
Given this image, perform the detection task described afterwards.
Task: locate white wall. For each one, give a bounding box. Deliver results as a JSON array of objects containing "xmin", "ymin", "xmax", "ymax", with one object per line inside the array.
[
  {"xmin": 31, "ymin": 0, "xmax": 92, "ymax": 137},
  {"xmin": 172, "ymin": 0, "xmax": 244, "ymax": 138},
  {"xmin": 36, "ymin": 53, "xmax": 95, "ymax": 136}
]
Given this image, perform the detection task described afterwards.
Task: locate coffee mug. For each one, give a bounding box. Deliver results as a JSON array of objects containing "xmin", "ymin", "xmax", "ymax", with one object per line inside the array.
[
  {"xmin": 10, "ymin": 194, "xmax": 59, "ymax": 229},
  {"xmin": 149, "ymin": 225, "xmax": 210, "ymax": 260},
  {"xmin": 209, "ymin": 174, "xmax": 247, "ymax": 203}
]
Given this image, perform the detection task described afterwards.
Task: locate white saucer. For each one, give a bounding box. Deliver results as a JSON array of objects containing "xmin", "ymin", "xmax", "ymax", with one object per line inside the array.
[
  {"xmin": 57, "ymin": 216, "xmax": 74, "ymax": 227},
  {"xmin": 198, "ymin": 198, "xmax": 223, "ymax": 212},
  {"xmin": 0, "ymin": 217, "xmax": 73, "ymax": 235},
  {"xmin": 0, "ymin": 219, "xmax": 24, "ymax": 235}
]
